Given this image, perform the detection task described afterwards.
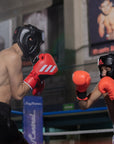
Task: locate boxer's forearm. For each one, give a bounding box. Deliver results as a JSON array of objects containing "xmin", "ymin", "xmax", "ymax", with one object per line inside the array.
[
  {"xmin": 78, "ymin": 100, "xmax": 89, "ymax": 110},
  {"xmin": 11, "ymin": 82, "xmax": 30, "ymax": 100}
]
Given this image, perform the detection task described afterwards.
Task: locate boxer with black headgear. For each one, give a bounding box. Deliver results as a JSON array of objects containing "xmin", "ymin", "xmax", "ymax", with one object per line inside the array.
[
  {"xmin": 72, "ymin": 53, "xmax": 114, "ymax": 143},
  {"xmin": 98, "ymin": 53, "xmax": 114, "ymax": 79},
  {"xmin": 13, "ymin": 24, "xmax": 44, "ymax": 63},
  {"xmin": 0, "ymin": 24, "xmax": 58, "ymax": 144}
]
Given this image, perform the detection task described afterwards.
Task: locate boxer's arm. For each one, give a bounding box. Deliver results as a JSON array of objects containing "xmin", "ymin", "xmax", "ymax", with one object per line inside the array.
[
  {"xmin": 78, "ymin": 84, "xmax": 102, "ymax": 110},
  {"xmin": 7, "ymin": 54, "xmax": 30, "ymax": 100},
  {"xmin": 79, "ymin": 76, "xmax": 114, "ymax": 110},
  {"xmin": 97, "ymin": 14, "xmax": 105, "ymax": 38}
]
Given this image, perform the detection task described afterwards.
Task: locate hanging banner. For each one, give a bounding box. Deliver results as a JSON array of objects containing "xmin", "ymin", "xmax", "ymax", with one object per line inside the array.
[
  {"xmin": 23, "ymin": 96, "xmax": 43, "ymax": 144},
  {"xmin": 88, "ymin": 0, "xmax": 114, "ymax": 56}
]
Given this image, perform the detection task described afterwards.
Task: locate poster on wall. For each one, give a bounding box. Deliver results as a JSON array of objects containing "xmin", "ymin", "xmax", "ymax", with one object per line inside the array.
[{"xmin": 88, "ymin": 0, "xmax": 114, "ymax": 56}]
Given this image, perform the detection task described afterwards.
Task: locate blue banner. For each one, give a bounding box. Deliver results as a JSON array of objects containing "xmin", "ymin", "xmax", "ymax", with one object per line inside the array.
[{"xmin": 23, "ymin": 96, "xmax": 43, "ymax": 144}]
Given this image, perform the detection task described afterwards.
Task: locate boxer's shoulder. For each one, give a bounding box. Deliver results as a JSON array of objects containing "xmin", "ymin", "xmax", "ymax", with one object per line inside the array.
[
  {"xmin": 0, "ymin": 47, "xmax": 22, "ymax": 74},
  {"xmin": 6, "ymin": 47, "xmax": 21, "ymax": 64}
]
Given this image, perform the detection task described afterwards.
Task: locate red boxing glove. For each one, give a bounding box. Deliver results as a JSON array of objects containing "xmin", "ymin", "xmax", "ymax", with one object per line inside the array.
[
  {"xmin": 98, "ymin": 76, "xmax": 114, "ymax": 100},
  {"xmin": 24, "ymin": 53, "xmax": 58, "ymax": 89},
  {"xmin": 32, "ymin": 80, "xmax": 45, "ymax": 96},
  {"xmin": 72, "ymin": 70, "xmax": 91, "ymax": 100}
]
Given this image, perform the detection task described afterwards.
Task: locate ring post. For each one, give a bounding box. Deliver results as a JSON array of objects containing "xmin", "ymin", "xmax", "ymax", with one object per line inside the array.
[{"xmin": 23, "ymin": 96, "xmax": 43, "ymax": 144}]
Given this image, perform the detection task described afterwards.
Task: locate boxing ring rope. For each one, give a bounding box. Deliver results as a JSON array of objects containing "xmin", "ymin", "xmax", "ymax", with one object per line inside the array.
[
  {"xmin": 11, "ymin": 106, "xmax": 108, "ymax": 116},
  {"xmin": 43, "ymin": 106, "xmax": 108, "ymax": 116},
  {"xmin": 11, "ymin": 106, "xmax": 113, "ymax": 137},
  {"xmin": 43, "ymin": 107, "xmax": 113, "ymax": 136},
  {"xmin": 11, "ymin": 110, "xmax": 23, "ymax": 115},
  {"xmin": 43, "ymin": 128, "xmax": 113, "ymax": 136}
]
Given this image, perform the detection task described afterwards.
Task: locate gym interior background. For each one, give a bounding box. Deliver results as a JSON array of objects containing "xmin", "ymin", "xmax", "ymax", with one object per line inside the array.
[{"xmin": 0, "ymin": 0, "xmax": 113, "ymax": 143}]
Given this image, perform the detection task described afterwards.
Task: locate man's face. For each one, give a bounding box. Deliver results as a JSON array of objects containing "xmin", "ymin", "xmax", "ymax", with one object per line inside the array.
[
  {"xmin": 101, "ymin": 66, "xmax": 111, "ymax": 77},
  {"xmin": 99, "ymin": 1, "xmax": 112, "ymax": 15}
]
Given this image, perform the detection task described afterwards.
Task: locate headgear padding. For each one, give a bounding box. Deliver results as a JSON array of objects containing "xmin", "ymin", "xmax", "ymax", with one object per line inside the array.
[{"xmin": 13, "ymin": 24, "xmax": 44, "ymax": 61}]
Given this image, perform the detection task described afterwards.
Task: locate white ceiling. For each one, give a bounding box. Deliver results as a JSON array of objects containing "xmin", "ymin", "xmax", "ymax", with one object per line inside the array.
[{"xmin": 0, "ymin": 0, "xmax": 52, "ymax": 21}]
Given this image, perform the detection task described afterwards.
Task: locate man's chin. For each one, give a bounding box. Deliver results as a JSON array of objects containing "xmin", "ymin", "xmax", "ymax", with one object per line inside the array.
[{"xmin": 102, "ymin": 12, "xmax": 110, "ymax": 16}]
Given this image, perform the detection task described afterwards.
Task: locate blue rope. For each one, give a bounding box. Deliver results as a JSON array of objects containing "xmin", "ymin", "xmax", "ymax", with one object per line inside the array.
[{"xmin": 11, "ymin": 106, "xmax": 107, "ymax": 116}]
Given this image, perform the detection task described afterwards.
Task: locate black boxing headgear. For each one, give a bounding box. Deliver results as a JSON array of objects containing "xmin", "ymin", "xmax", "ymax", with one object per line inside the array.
[
  {"xmin": 98, "ymin": 54, "xmax": 114, "ymax": 79},
  {"xmin": 13, "ymin": 24, "xmax": 44, "ymax": 61}
]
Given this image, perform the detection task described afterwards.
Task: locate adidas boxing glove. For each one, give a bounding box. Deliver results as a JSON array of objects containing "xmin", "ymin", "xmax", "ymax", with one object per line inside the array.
[
  {"xmin": 24, "ymin": 53, "xmax": 58, "ymax": 89},
  {"xmin": 32, "ymin": 80, "xmax": 45, "ymax": 96},
  {"xmin": 72, "ymin": 70, "xmax": 91, "ymax": 100}
]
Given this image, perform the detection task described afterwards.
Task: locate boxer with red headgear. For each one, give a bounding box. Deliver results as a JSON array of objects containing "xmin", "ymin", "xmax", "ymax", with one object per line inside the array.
[
  {"xmin": 0, "ymin": 24, "xmax": 58, "ymax": 144},
  {"xmin": 72, "ymin": 53, "xmax": 114, "ymax": 126}
]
